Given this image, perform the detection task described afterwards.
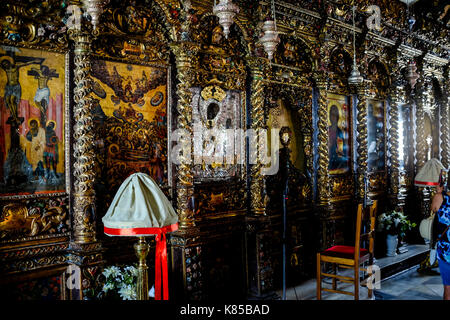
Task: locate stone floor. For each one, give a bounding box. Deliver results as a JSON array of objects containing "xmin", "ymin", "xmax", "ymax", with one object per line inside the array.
[
  {"xmin": 277, "ymin": 265, "xmax": 443, "ymax": 300},
  {"xmin": 276, "ymin": 245, "xmax": 444, "ymax": 300},
  {"xmin": 373, "ymin": 266, "xmax": 443, "ymax": 300}
]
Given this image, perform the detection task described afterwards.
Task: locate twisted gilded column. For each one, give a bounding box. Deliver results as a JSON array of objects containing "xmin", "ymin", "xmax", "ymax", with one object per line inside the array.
[
  {"xmin": 414, "ymin": 71, "xmax": 434, "ymax": 218},
  {"xmin": 247, "ymin": 57, "xmax": 269, "ymax": 215},
  {"xmin": 388, "ymin": 86, "xmax": 403, "ymax": 209},
  {"xmin": 355, "ymin": 83, "xmax": 369, "ymax": 202},
  {"xmin": 414, "ymin": 76, "xmax": 428, "ymax": 170},
  {"xmin": 65, "ymin": 23, "xmax": 104, "ymax": 301},
  {"xmin": 440, "ymin": 77, "xmax": 450, "ymax": 168},
  {"xmin": 314, "ymin": 73, "xmax": 330, "ymax": 205},
  {"xmin": 69, "ymin": 29, "xmax": 97, "ymax": 243},
  {"xmin": 171, "ymin": 42, "xmax": 199, "ymax": 228},
  {"xmin": 300, "ymin": 98, "xmax": 314, "ymax": 181}
]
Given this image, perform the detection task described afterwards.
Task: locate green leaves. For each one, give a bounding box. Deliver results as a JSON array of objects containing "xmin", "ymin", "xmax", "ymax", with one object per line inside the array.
[{"xmin": 377, "ymin": 210, "xmax": 416, "ymax": 237}]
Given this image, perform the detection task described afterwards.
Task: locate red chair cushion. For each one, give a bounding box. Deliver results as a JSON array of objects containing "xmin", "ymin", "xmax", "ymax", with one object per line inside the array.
[{"xmin": 322, "ymin": 245, "xmax": 369, "ymax": 259}]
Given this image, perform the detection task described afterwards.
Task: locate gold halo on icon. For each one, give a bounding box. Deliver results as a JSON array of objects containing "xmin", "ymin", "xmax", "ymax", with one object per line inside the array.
[
  {"xmin": 28, "ymin": 117, "xmax": 40, "ymax": 128},
  {"xmin": 46, "ymin": 120, "xmax": 56, "ymax": 129}
]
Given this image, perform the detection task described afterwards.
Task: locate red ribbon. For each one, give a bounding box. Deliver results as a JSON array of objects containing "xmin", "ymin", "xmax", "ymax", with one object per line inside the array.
[
  {"xmin": 103, "ymin": 223, "xmax": 178, "ymax": 236},
  {"xmin": 104, "ymin": 223, "xmax": 178, "ymax": 300},
  {"xmin": 415, "ymin": 180, "xmax": 439, "ymax": 186},
  {"xmin": 155, "ymin": 233, "xmax": 168, "ymax": 300}
]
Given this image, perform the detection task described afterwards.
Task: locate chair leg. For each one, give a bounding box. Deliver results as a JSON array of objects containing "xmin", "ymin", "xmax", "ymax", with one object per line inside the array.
[
  {"xmin": 316, "ymin": 253, "xmax": 322, "ymax": 300},
  {"xmin": 368, "ymin": 258, "xmax": 374, "ymax": 299},
  {"xmin": 367, "ymin": 267, "xmax": 373, "ymax": 299},
  {"xmin": 354, "ymin": 265, "xmax": 359, "ymax": 300},
  {"xmin": 332, "ymin": 264, "xmax": 337, "ymax": 290},
  {"xmin": 368, "ymin": 283, "xmax": 373, "ymax": 298}
]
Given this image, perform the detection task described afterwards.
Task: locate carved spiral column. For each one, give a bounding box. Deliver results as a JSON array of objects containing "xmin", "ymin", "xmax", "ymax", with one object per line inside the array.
[
  {"xmin": 66, "ymin": 25, "xmax": 104, "ymax": 300},
  {"xmin": 414, "ymin": 72, "xmax": 433, "ymax": 217},
  {"xmin": 356, "ymin": 83, "xmax": 369, "ymax": 203},
  {"xmin": 440, "ymin": 77, "xmax": 450, "ymax": 168},
  {"xmin": 388, "ymin": 86, "xmax": 402, "ymax": 209},
  {"xmin": 414, "ymin": 78, "xmax": 428, "ymax": 171},
  {"xmin": 315, "ymin": 73, "xmax": 330, "ymax": 205},
  {"xmin": 171, "ymin": 42, "xmax": 199, "ymax": 228},
  {"xmin": 69, "ymin": 30, "xmax": 98, "ymax": 244},
  {"xmin": 300, "ymin": 98, "xmax": 314, "ymax": 180},
  {"xmin": 247, "ymin": 57, "xmax": 269, "ymax": 215}
]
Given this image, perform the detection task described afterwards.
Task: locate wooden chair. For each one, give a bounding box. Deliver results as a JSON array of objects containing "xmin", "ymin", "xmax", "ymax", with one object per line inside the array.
[{"xmin": 316, "ymin": 200, "xmax": 378, "ymax": 300}]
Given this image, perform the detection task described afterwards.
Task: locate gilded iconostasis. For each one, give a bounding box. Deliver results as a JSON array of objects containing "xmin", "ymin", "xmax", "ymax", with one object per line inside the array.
[{"xmin": 0, "ymin": 0, "xmax": 448, "ymax": 301}]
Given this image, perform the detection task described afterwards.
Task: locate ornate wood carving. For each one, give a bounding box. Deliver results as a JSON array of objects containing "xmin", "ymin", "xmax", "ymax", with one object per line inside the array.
[{"xmin": 0, "ymin": 196, "xmax": 69, "ymax": 241}]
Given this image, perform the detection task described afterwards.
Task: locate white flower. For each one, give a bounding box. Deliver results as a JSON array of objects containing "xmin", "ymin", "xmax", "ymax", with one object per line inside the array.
[
  {"xmin": 102, "ymin": 282, "xmax": 114, "ymax": 293},
  {"xmin": 102, "ymin": 267, "xmax": 113, "ymax": 278},
  {"xmin": 124, "ymin": 266, "xmax": 138, "ymax": 277},
  {"xmin": 101, "ymin": 265, "xmax": 138, "ymax": 300},
  {"xmin": 118, "ymin": 284, "xmax": 137, "ymax": 300},
  {"xmin": 102, "ymin": 266, "xmax": 122, "ymax": 278}
]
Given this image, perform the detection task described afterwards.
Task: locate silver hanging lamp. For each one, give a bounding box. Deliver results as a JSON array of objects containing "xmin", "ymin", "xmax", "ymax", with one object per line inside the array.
[
  {"xmin": 405, "ymin": 1, "xmax": 419, "ymax": 88},
  {"xmin": 348, "ymin": 4, "xmax": 364, "ymax": 85},
  {"xmin": 82, "ymin": 0, "xmax": 109, "ymax": 30},
  {"xmin": 406, "ymin": 60, "xmax": 419, "ymax": 88},
  {"xmin": 259, "ymin": 0, "xmax": 280, "ymax": 61},
  {"xmin": 213, "ymin": 0, "xmax": 239, "ymax": 39}
]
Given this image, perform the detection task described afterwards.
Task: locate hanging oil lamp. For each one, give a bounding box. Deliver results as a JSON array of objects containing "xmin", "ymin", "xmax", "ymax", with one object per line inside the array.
[
  {"xmin": 83, "ymin": 0, "xmax": 109, "ymax": 30},
  {"xmin": 259, "ymin": 0, "xmax": 280, "ymax": 61},
  {"xmin": 348, "ymin": 4, "xmax": 364, "ymax": 85},
  {"xmin": 406, "ymin": 60, "xmax": 419, "ymax": 88},
  {"xmin": 213, "ymin": 0, "xmax": 239, "ymax": 39},
  {"xmin": 404, "ymin": 1, "xmax": 419, "ymax": 89}
]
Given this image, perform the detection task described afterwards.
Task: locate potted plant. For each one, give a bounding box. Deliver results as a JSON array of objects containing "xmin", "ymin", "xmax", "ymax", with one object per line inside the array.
[{"xmin": 377, "ymin": 211, "xmax": 416, "ymax": 257}]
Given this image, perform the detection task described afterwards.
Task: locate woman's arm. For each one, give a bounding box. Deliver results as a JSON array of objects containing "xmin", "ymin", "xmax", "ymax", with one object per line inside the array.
[{"xmin": 431, "ymin": 186, "xmax": 444, "ymax": 213}]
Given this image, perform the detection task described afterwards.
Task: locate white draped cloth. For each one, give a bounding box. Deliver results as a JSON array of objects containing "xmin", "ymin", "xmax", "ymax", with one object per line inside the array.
[
  {"xmin": 414, "ymin": 158, "xmax": 445, "ymax": 187},
  {"xmin": 102, "ymin": 172, "xmax": 178, "ymax": 234}
]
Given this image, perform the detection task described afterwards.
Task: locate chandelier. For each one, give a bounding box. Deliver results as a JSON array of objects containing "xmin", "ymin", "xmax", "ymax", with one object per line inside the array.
[
  {"xmin": 213, "ymin": 0, "xmax": 239, "ymax": 39},
  {"xmin": 259, "ymin": 0, "xmax": 280, "ymax": 61},
  {"xmin": 83, "ymin": 0, "xmax": 109, "ymax": 30},
  {"xmin": 348, "ymin": 4, "xmax": 364, "ymax": 85}
]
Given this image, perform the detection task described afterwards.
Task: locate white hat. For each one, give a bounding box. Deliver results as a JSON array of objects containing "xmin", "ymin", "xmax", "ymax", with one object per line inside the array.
[{"xmin": 414, "ymin": 158, "xmax": 445, "ymax": 187}]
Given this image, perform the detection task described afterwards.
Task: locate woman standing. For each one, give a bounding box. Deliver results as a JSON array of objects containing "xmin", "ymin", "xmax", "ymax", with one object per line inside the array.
[{"xmin": 431, "ymin": 182, "xmax": 450, "ymax": 300}]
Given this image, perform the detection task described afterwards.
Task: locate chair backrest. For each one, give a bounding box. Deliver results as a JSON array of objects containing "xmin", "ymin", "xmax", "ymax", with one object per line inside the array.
[{"xmin": 354, "ymin": 200, "xmax": 378, "ymax": 261}]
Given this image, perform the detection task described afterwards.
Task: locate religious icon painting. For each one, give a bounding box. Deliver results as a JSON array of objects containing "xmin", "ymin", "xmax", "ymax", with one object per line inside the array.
[
  {"xmin": 90, "ymin": 59, "xmax": 169, "ymax": 197},
  {"xmin": 367, "ymin": 99, "xmax": 386, "ymax": 172},
  {"xmin": 190, "ymin": 86, "xmax": 244, "ymax": 181},
  {"xmin": 327, "ymin": 93, "xmax": 350, "ymax": 175},
  {"xmin": 0, "ymin": 47, "xmax": 66, "ymax": 196}
]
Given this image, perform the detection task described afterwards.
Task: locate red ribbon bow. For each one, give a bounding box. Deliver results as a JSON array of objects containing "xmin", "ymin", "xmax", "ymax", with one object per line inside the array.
[{"xmin": 104, "ymin": 223, "xmax": 178, "ymax": 301}]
